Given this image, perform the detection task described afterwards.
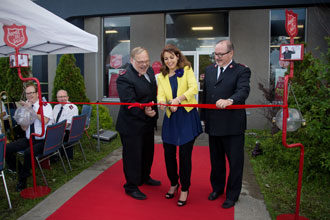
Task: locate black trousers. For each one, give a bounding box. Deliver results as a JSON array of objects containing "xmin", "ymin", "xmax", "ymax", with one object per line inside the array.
[
  {"xmin": 163, "ymin": 139, "xmax": 194, "ymax": 191},
  {"xmin": 6, "ymin": 138, "xmax": 44, "ymax": 180},
  {"xmin": 209, "ymin": 134, "xmax": 244, "ymax": 201},
  {"xmin": 120, "ymin": 131, "xmax": 154, "ymax": 192}
]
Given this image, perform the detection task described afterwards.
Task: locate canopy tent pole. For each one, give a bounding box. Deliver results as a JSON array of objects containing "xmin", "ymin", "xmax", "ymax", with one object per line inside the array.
[{"xmin": 95, "ymin": 53, "xmax": 100, "ymax": 151}]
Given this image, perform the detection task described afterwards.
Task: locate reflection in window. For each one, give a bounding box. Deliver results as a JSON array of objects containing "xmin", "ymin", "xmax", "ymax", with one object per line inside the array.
[
  {"xmin": 270, "ymin": 8, "xmax": 306, "ymax": 103},
  {"xmin": 166, "ymin": 12, "xmax": 228, "ymax": 51},
  {"xmin": 103, "ymin": 16, "xmax": 130, "ymax": 99}
]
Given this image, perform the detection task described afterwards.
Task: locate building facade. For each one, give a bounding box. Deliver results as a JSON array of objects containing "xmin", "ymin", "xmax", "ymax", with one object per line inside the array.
[{"xmin": 34, "ymin": 0, "xmax": 330, "ymax": 129}]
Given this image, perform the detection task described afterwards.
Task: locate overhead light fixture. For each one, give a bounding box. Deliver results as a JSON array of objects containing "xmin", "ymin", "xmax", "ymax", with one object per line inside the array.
[
  {"xmin": 200, "ymin": 45, "xmax": 213, "ymax": 48},
  {"xmin": 197, "ymin": 38, "xmax": 215, "ymax": 40},
  {"xmin": 297, "ymin": 25, "xmax": 304, "ymax": 29},
  {"xmin": 119, "ymin": 40, "xmax": 130, "ymax": 43},
  {"xmin": 105, "ymin": 30, "xmax": 118, "ymax": 34},
  {"xmin": 192, "ymin": 26, "xmax": 213, "ymax": 31},
  {"xmin": 270, "ymin": 45, "xmax": 280, "ymax": 48}
]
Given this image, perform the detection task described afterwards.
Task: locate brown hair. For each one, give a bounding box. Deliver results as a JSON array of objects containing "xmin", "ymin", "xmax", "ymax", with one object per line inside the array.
[
  {"xmin": 160, "ymin": 44, "xmax": 191, "ymax": 76},
  {"xmin": 24, "ymin": 81, "xmax": 38, "ymax": 92}
]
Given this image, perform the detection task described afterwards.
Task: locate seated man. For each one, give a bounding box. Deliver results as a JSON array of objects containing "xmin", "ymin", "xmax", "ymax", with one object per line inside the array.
[
  {"xmin": 5, "ymin": 83, "xmax": 53, "ymax": 191},
  {"xmin": 53, "ymin": 89, "xmax": 78, "ymax": 159}
]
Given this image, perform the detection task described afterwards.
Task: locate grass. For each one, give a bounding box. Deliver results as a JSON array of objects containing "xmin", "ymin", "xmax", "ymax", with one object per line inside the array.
[
  {"xmin": 245, "ymin": 130, "xmax": 330, "ymax": 220},
  {"xmin": 0, "ymin": 135, "xmax": 122, "ymax": 220}
]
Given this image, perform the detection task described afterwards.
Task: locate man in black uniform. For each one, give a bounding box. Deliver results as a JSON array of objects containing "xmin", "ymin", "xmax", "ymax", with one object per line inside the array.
[
  {"xmin": 116, "ymin": 47, "xmax": 160, "ymax": 200},
  {"xmin": 201, "ymin": 40, "xmax": 251, "ymax": 208}
]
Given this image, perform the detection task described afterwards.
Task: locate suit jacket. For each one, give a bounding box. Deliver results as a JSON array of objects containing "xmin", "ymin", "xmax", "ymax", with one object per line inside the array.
[
  {"xmin": 116, "ymin": 64, "xmax": 158, "ymax": 136},
  {"xmin": 201, "ymin": 61, "xmax": 251, "ymax": 136},
  {"xmin": 157, "ymin": 66, "xmax": 198, "ymax": 118}
]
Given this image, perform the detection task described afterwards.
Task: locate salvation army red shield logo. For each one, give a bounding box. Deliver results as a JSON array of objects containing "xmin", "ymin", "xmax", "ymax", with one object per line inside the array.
[
  {"xmin": 285, "ymin": 10, "xmax": 298, "ymax": 37},
  {"xmin": 3, "ymin": 24, "xmax": 28, "ymax": 49},
  {"xmin": 110, "ymin": 55, "xmax": 122, "ymax": 69}
]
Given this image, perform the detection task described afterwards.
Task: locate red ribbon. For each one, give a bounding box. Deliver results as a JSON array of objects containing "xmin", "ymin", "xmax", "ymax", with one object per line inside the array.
[{"xmin": 46, "ymin": 101, "xmax": 284, "ymax": 110}]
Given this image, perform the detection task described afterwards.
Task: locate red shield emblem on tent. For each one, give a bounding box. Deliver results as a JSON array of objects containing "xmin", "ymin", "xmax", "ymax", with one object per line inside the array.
[
  {"xmin": 285, "ymin": 10, "xmax": 298, "ymax": 37},
  {"xmin": 3, "ymin": 24, "xmax": 28, "ymax": 49},
  {"xmin": 110, "ymin": 55, "xmax": 122, "ymax": 69}
]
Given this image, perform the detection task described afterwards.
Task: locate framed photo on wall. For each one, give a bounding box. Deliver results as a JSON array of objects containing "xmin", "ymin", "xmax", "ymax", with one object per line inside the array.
[{"xmin": 279, "ymin": 44, "xmax": 304, "ymax": 61}]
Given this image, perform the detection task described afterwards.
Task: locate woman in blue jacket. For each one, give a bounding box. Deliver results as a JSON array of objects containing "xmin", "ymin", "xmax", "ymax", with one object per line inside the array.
[{"xmin": 157, "ymin": 44, "xmax": 202, "ymax": 206}]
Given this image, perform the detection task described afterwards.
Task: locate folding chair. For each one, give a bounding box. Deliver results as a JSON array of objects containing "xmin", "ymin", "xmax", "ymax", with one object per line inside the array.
[
  {"xmin": 81, "ymin": 104, "xmax": 92, "ymax": 147},
  {"xmin": 35, "ymin": 120, "xmax": 68, "ymax": 186},
  {"xmin": 0, "ymin": 134, "xmax": 12, "ymax": 209},
  {"xmin": 62, "ymin": 114, "xmax": 87, "ymax": 171}
]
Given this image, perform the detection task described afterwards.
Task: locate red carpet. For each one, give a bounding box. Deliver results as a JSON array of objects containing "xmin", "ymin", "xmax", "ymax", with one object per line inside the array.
[{"xmin": 48, "ymin": 145, "xmax": 234, "ymax": 220}]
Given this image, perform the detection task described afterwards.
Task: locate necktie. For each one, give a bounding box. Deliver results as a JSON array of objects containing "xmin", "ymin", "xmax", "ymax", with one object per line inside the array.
[
  {"xmin": 56, "ymin": 106, "xmax": 63, "ymax": 123},
  {"xmin": 30, "ymin": 105, "xmax": 35, "ymax": 139},
  {"xmin": 217, "ymin": 67, "xmax": 224, "ymax": 80}
]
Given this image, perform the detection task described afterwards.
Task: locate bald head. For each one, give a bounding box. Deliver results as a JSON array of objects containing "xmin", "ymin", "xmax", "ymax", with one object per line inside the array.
[{"xmin": 56, "ymin": 90, "xmax": 69, "ymax": 105}]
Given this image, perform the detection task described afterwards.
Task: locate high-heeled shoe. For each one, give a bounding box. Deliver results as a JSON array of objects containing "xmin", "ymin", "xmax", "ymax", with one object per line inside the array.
[
  {"xmin": 165, "ymin": 184, "xmax": 179, "ymax": 199},
  {"xmin": 177, "ymin": 190, "xmax": 189, "ymax": 206}
]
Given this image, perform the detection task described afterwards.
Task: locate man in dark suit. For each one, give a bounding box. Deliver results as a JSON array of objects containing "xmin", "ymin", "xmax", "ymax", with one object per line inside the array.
[
  {"xmin": 116, "ymin": 47, "xmax": 160, "ymax": 200},
  {"xmin": 201, "ymin": 40, "xmax": 251, "ymax": 208}
]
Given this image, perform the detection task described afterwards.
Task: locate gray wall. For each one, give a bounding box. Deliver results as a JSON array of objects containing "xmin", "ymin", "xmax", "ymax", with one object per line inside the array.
[
  {"xmin": 47, "ymin": 55, "xmax": 57, "ymax": 101},
  {"xmin": 307, "ymin": 6, "xmax": 330, "ymax": 59},
  {"xmin": 84, "ymin": 17, "xmax": 103, "ymax": 102},
  {"xmin": 131, "ymin": 14, "xmax": 165, "ymax": 64},
  {"xmin": 230, "ymin": 9, "xmax": 271, "ymax": 129}
]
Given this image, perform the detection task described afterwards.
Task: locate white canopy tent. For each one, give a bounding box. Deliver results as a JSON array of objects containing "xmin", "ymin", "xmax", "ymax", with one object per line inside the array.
[
  {"xmin": 0, "ymin": 0, "xmax": 97, "ymax": 55},
  {"xmin": 0, "ymin": 0, "xmax": 101, "ymax": 150}
]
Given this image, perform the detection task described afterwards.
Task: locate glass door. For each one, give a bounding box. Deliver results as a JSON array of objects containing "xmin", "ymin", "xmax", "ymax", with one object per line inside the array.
[{"xmin": 182, "ymin": 51, "xmax": 214, "ymax": 104}]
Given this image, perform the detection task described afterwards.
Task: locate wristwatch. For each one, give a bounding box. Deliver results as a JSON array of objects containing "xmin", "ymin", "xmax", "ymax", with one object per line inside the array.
[{"xmin": 227, "ymin": 98, "xmax": 234, "ymax": 103}]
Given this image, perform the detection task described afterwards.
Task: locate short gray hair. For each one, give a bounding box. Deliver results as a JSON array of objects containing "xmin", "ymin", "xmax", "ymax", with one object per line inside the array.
[
  {"xmin": 130, "ymin": 47, "xmax": 148, "ymax": 59},
  {"xmin": 216, "ymin": 40, "xmax": 234, "ymax": 51}
]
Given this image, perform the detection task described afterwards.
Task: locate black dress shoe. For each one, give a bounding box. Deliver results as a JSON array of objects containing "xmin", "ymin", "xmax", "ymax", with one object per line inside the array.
[
  {"xmin": 208, "ymin": 191, "xmax": 223, "ymax": 201},
  {"xmin": 222, "ymin": 199, "xmax": 235, "ymax": 209},
  {"xmin": 177, "ymin": 190, "xmax": 189, "ymax": 207},
  {"xmin": 126, "ymin": 190, "xmax": 147, "ymax": 200},
  {"xmin": 165, "ymin": 183, "xmax": 179, "ymax": 199},
  {"xmin": 144, "ymin": 178, "xmax": 161, "ymax": 186}
]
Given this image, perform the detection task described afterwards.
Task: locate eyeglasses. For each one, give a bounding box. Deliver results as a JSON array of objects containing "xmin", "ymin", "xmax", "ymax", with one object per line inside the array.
[
  {"xmin": 214, "ymin": 51, "xmax": 231, "ymax": 57},
  {"xmin": 57, "ymin": 96, "xmax": 68, "ymax": 98},
  {"xmin": 134, "ymin": 59, "xmax": 150, "ymax": 65},
  {"xmin": 25, "ymin": 92, "xmax": 37, "ymax": 96}
]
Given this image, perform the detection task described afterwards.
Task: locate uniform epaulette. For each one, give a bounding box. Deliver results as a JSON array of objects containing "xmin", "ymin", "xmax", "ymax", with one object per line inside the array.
[
  {"xmin": 119, "ymin": 70, "xmax": 127, "ymax": 75},
  {"xmin": 238, "ymin": 63, "xmax": 248, "ymax": 68}
]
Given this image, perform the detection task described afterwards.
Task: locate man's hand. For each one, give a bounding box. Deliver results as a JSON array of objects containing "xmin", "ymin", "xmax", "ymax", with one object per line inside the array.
[
  {"xmin": 145, "ymin": 102, "xmax": 156, "ymax": 117},
  {"xmin": 216, "ymin": 99, "xmax": 233, "ymax": 109},
  {"xmin": 19, "ymin": 100, "xmax": 32, "ymax": 108}
]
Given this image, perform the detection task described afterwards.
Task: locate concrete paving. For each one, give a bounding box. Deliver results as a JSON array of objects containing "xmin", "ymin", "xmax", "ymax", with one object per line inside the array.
[{"xmin": 18, "ymin": 132, "xmax": 271, "ymax": 220}]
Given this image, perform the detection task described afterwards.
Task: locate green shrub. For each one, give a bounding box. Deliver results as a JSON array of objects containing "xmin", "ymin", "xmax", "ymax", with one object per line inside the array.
[
  {"xmin": 0, "ymin": 57, "xmax": 30, "ymax": 102},
  {"xmin": 258, "ymin": 38, "xmax": 330, "ymax": 181},
  {"xmin": 0, "ymin": 57, "xmax": 9, "ymax": 92},
  {"xmin": 52, "ymin": 54, "xmax": 89, "ymax": 103},
  {"xmin": 52, "ymin": 54, "xmax": 114, "ymax": 135}
]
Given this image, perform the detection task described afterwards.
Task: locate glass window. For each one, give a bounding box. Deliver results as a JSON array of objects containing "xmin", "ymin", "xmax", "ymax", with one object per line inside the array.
[
  {"xmin": 166, "ymin": 12, "xmax": 228, "ymax": 51},
  {"xmin": 270, "ymin": 8, "xmax": 306, "ymax": 103},
  {"xmin": 103, "ymin": 16, "xmax": 130, "ymax": 99}
]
